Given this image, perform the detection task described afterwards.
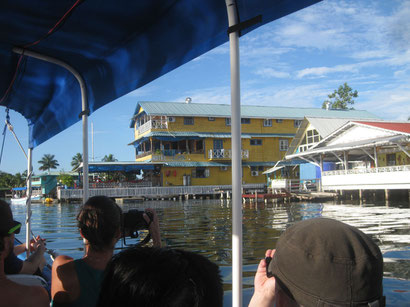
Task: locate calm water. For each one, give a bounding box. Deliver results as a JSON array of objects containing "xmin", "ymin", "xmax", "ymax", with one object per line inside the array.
[{"xmin": 10, "ymin": 199, "xmax": 410, "ymax": 306}]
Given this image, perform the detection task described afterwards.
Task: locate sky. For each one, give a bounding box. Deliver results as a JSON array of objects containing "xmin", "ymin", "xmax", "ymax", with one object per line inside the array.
[{"xmin": 1, "ymin": 0, "xmax": 410, "ymax": 175}]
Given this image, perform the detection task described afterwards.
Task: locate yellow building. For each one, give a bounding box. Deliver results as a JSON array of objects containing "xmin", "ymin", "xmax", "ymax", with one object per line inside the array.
[{"xmin": 129, "ymin": 101, "xmax": 378, "ymax": 186}]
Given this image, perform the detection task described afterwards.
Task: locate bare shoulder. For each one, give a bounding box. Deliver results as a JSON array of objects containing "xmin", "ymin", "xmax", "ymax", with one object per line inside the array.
[
  {"xmin": 0, "ymin": 282, "xmax": 49, "ymax": 307},
  {"xmin": 24, "ymin": 285, "xmax": 50, "ymax": 307},
  {"xmin": 53, "ymin": 254, "xmax": 74, "ymax": 267},
  {"xmin": 51, "ymin": 255, "xmax": 79, "ymax": 303}
]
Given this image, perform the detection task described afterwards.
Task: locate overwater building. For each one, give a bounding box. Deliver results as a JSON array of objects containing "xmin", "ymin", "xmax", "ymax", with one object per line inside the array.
[{"xmin": 129, "ymin": 100, "xmax": 378, "ymax": 187}]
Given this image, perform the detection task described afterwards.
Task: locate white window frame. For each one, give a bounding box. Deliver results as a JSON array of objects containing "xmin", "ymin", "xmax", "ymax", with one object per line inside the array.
[
  {"xmin": 279, "ymin": 139, "xmax": 289, "ymax": 151},
  {"xmin": 276, "ymin": 119, "xmax": 283, "ymax": 123},
  {"xmin": 168, "ymin": 116, "xmax": 175, "ymax": 122},
  {"xmin": 225, "ymin": 118, "xmax": 231, "ymax": 126},
  {"xmin": 263, "ymin": 119, "xmax": 272, "ymax": 127},
  {"xmin": 294, "ymin": 120, "xmax": 302, "ymax": 128}
]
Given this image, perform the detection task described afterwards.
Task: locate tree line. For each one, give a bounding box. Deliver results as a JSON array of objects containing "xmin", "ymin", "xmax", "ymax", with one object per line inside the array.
[{"xmin": 0, "ymin": 153, "xmax": 117, "ymax": 189}]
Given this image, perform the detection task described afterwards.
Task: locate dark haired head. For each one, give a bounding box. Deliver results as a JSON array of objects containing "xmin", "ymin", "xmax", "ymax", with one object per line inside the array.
[
  {"xmin": 97, "ymin": 247, "xmax": 223, "ymax": 307},
  {"xmin": 77, "ymin": 196, "xmax": 122, "ymax": 251}
]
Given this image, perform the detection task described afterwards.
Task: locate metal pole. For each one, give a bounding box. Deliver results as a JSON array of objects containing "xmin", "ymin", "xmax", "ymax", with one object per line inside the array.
[
  {"xmin": 25, "ymin": 147, "xmax": 33, "ymax": 258},
  {"xmin": 225, "ymin": 1, "xmax": 243, "ymax": 306},
  {"xmin": 91, "ymin": 121, "xmax": 94, "ymax": 162},
  {"xmin": 12, "ymin": 47, "xmax": 89, "ymax": 203}
]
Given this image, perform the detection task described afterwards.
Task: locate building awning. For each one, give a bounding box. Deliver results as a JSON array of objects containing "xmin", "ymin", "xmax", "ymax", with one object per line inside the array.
[
  {"xmin": 164, "ymin": 161, "xmax": 226, "ymax": 168},
  {"xmin": 128, "ymin": 132, "xmax": 295, "ymax": 146},
  {"xmin": 263, "ymin": 159, "xmax": 307, "ymax": 174},
  {"xmin": 78, "ymin": 162, "xmax": 159, "ymax": 173},
  {"xmin": 286, "ymin": 134, "xmax": 410, "ymax": 160}
]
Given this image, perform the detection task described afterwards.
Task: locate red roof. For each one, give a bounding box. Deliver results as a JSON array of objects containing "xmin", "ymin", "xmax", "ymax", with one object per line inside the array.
[{"xmin": 355, "ymin": 121, "xmax": 410, "ymax": 134}]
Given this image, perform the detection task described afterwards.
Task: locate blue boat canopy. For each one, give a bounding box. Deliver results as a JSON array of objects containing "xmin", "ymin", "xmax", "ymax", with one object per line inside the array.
[{"xmin": 0, "ymin": 0, "xmax": 321, "ymax": 148}]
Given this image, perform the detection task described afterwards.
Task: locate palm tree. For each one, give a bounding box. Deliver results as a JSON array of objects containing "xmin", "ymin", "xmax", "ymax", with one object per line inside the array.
[
  {"xmin": 71, "ymin": 153, "xmax": 83, "ymax": 171},
  {"xmin": 38, "ymin": 154, "xmax": 59, "ymax": 173},
  {"xmin": 102, "ymin": 154, "xmax": 117, "ymax": 162}
]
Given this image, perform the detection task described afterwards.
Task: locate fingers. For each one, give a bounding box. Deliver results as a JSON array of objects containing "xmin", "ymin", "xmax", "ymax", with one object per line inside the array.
[{"xmin": 265, "ymin": 249, "xmax": 275, "ymax": 258}]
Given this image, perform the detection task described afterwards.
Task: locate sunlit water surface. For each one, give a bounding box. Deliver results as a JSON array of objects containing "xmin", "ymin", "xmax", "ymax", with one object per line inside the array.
[{"xmin": 10, "ymin": 199, "xmax": 410, "ymax": 306}]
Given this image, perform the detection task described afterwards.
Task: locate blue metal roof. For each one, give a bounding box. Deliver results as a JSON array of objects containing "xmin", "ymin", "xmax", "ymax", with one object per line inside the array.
[
  {"xmin": 0, "ymin": 0, "xmax": 322, "ymax": 148},
  {"xmin": 164, "ymin": 161, "xmax": 225, "ymax": 167},
  {"xmin": 78, "ymin": 162, "xmax": 157, "ymax": 173},
  {"xmin": 130, "ymin": 101, "xmax": 379, "ymax": 127}
]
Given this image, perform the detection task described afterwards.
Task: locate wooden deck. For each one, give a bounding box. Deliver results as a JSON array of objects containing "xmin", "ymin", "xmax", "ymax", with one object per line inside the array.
[{"xmin": 242, "ymin": 192, "xmax": 291, "ymax": 203}]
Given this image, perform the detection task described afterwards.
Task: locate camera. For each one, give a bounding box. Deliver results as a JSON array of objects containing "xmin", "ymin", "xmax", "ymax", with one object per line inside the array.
[{"xmin": 122, "ymin": 210, "xmax": 153, "ymax": 238}]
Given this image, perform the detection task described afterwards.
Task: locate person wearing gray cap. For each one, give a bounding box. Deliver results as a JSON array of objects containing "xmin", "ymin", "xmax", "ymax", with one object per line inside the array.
[{"xmin": 249, "ymin": 218, "xmax": 385, "ymax": 307}]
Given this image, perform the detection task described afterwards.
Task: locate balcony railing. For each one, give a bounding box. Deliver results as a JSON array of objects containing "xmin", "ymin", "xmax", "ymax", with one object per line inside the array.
[
  {"xmin": 208, "ymin": 149, "xmax": 249, "ymax": 160},
  {"xmin": 323, "ymin": 165, "xmax": 410, "ymax": 176},
  {"xmin": 137, "ymin": 119, "xmax": 168, "ymax": 135}
]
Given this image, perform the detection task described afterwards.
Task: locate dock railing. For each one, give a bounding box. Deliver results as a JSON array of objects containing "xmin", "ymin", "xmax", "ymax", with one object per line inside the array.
[
  {"xmin": 270, "ymin": 179, "xmax": 320, "ymax": 193},
  {"xmin": 58, "ymin": 183, "xmax": 266, "ymax": 200}
]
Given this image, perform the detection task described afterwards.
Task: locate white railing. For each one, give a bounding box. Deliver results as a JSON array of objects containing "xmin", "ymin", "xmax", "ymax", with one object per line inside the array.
[
  {"xmin": 137, "ymin": 119, "xmax": 168, "ymax": 134},
  {"xmin": 88, "ymin": 182, "xmax": 152, "ymax": 189},
  {"xmin": 208, "ymin": 149, "xmax": 249, "ymax": 159},
  {"xmin": 58, "ymin": 183, "xmax": 266, "ymax": 200},
  {"xmin": 270, "ymin": 179, "xmax": 319, "ymax": 193},
  {"xmin": 323, "ymin": 165, "xmax": 410, "ymax": 176}
]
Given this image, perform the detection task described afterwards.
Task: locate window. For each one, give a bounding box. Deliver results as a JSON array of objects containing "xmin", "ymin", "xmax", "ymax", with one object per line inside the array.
[
  {"xmin": 263, "ymin": 119, "xmax": 272, "ymax": 127},
  {"xmin": 386, "ymin": 154, "xmax": 396, "ymax": 166},
  {"xmin": 305, "ymin": 129, "xmax": 321, "ymax": 145},
  {"xmin": 279, "ymin": 139, "xmax": 289, "ymax": 151},
  {"xmin": 168, "ymin": 116, "xmax": 175, "ymax": 122},
  {"xmin": 250, "ymin": 139, "xmax": 262, "ymax": 146},
  {"xmin": 294, "ymin": 120, "xmax": 302, "ymax": 128},
  {"xmin": 208, "ymin": 117, "xmax": 215, "ymax": 121},
  {"xmin": 225, "ymin": 118, "xmax": 231, "ymax": 126},
  {"xmin": 241, "ymin": 118, "xmax": 251, "ymax": 124},
  {"xmin": 191, "ymin": 167, "xmax": 210, "ymax": 178},
  {"xmin": 251, "ymin": 166, "xmax": 264, "ymax": 172},
  {"xmin": 184, "ymin": 117, "xmax": 194, "ymax": 125},
  {"xmin": 276, "ymin": 119, "xmax": 283, "ymax": 123}
]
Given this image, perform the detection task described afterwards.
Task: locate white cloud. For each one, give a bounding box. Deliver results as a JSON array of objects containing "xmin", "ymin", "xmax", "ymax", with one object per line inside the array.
[
  {"xmin": 296, "ymin": 64, "xmax": 358, "ymax": 78},
  {"xmin": 254, "ymin": 68, "xmax": 290, "ymax": 79}
]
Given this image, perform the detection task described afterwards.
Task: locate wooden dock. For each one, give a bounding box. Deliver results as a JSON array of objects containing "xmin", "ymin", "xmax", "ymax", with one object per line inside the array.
[{"xmin": 242, "ymin": 192, "xmax": 291, "ymax": 203}]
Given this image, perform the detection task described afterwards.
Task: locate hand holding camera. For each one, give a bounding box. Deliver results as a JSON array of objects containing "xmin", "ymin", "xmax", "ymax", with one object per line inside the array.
[{"xmin": 122, "ymin": 208, "xmax": 161, "ymax": 247}]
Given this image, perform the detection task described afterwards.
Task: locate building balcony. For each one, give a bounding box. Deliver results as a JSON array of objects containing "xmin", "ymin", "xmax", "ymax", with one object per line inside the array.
[
  {"xmin": 208, "ymin": 149, "xmax": 249, "ymax": 160},
  {"xmin": 322, "ymin": 164, "xmax": 410, "ymax": 190},
  {"xmin": 140, "ymin": 149, "xmax": 205, "ymax": 162},
  {"xmin": 137, "ymin": 119, "xmax": 168, "ymax": 135}
]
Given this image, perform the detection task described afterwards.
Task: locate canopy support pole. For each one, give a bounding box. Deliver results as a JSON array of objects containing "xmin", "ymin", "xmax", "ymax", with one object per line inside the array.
[
  {"xmin": 25, "ymin": 147, "xmax": 33, "ymax": 257},
  {"xmin": 13, "ymin": 47, "xmax": 90, "ymax": 202},
  {"xmin": 225, "ymin": 1, "xmax": 243, "ymax": 306}
]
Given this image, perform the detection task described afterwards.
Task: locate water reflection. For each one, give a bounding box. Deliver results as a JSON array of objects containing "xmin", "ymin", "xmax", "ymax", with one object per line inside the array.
[{"xmin": 10, "ymin": 199, "xmax": 410, "ymax": 306}]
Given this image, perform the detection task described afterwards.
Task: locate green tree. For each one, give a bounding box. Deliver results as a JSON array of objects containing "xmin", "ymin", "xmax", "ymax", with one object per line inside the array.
[
  {"xmin": 102, "ymin": 154, "xmax": 117, "ymax": 162},
  {"xmin": 322, "ymin": 83, "xmax": 358, "ymax": 110},
  {"xmin": 71, "ymin": 153, "xmax": 83, "ymax": 171},
  {"xmin": 38, "ymin": 154, "xmax": 59, "ymax": 173},
  {"xmin": 58, "ymin": 173, "xmax": 74, "ymax": 187},
  {"xmin": 0, "ymin": 171, "xmax": 16, "ymax": 188},
  {"xmin": 13, "ymin": 171, "xmax": 26, "ymax": 187}
]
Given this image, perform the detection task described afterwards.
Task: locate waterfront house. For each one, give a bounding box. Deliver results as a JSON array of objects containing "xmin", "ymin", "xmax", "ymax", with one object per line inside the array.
[
  {"xmin": 285, "ymin": 121, "xmax": 410, "ymax": 195},
  {"xmin": 129, "ymin": 100, "xmax": 379, "ymax": 187}
]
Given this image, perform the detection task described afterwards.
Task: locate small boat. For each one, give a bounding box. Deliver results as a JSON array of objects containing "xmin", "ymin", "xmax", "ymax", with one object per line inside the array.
[{"xmin": 10, "ymin": 195, "xmax": 42, "ymax": 205}]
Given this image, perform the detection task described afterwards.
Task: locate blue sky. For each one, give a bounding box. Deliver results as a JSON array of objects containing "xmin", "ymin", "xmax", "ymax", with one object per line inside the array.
[{"xmin": 1, "ymin": 0, "xmax": 410, "ymax": 175}]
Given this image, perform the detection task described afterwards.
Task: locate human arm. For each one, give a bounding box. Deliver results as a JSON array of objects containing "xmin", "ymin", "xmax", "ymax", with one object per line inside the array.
[
  {"xmin": 144, "ymin": 208, "xmax": 161, "ymax": 247},
  {"xmin": 13, "ymin": 243, "xmax": 27, "ymax": 255},
  {"xmin": 14, "ymin": 236, "xmax": 46, "ymax": 256},
  {"xmin": 248, "ymin": 249, "xmax": 277, "ymax": 307},
  {"xmin": 19, "ymin": 237, "xmax": 46, "ymax": 274}
]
